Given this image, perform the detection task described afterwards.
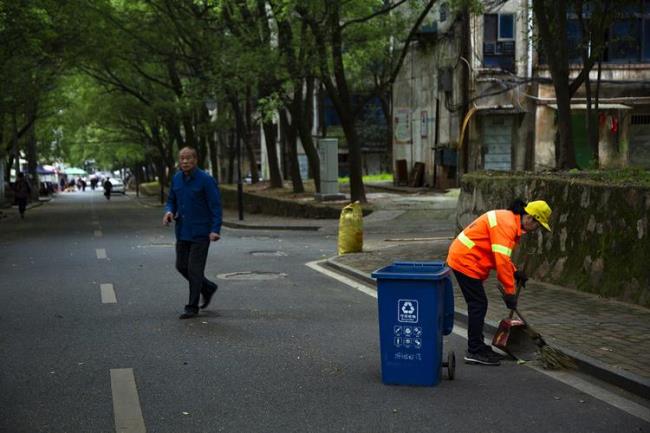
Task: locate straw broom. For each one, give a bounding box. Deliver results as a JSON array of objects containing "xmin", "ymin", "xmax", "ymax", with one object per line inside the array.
[
  {"xmin": 517, "ymin": 310, "xmax": 576, "ymax": 370},
  {"xmin": 498, "ymin": 281, "xmax": 575, "ymax": 370}
]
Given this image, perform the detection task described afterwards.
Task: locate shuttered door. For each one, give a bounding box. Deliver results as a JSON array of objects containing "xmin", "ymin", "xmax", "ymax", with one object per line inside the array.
[
  {"xmin": 630, "ymin": 114, "xmax": 650, "ymax": 168},
  {"xmin": 483, "ymin": 115, "xmax": 513, "ymax": 171}
]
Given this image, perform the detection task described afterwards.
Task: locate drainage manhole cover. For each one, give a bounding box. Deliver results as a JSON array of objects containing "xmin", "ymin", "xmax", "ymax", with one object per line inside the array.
[
  {"xmin": 218, "ymin": 271, "xmax": 287, "ymax": 281},
  {"xmin": 249, "ymin": 250, "xmax": 287, "ymax": 257}
]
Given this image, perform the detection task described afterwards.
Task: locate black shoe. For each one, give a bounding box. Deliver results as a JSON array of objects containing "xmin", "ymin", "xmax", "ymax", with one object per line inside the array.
[
  {"xmin": 200, "ymin": 283, "xmax": 218, "ymax": 309},
  {"xmin": 485, "ymin": 348, "xmax": 507, "ymax": 361},
  {"xmin": 464, "ymin": 351, "xmax": 500, "ymax": 366},
  {"xmin": 179, "ymin": 311, "xmax": 198, "ymax": 319}
]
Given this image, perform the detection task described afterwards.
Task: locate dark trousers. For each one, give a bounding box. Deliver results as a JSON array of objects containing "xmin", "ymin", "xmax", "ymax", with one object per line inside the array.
[
  {"xmin": 16, "ymin": 198, "xmax": 27, "ymax": 216},
  {"xmin": 453, "ymin": 270, "xmax": 489, "ymax": 354},
  {"xmin": 175, "ymin": 240, "xmax": 216, "ymax": 313}
]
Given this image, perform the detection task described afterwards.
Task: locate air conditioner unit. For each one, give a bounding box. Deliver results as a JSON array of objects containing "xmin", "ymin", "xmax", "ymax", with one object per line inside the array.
[{"xmin": 497, "ymin": 41, "xmax": 515, "ymax": 55}]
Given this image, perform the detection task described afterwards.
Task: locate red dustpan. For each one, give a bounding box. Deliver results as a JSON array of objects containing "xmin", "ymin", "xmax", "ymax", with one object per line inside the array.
[
  {"xmin": 492, "ymin": 282, "xmax": 529, "ymax": 358},
  {"xmin": 492, "ymin": 309, "xmax": 526, "ymax": 356}
]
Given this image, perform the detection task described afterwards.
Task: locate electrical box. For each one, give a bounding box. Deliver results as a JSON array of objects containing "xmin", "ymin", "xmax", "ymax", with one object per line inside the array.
[{"xmin": 316, "ymin": 138, "xmax": 345, "ymax": 201}]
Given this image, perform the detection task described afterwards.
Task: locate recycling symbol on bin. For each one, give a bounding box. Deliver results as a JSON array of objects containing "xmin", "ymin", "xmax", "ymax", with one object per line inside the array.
[
  {"xmin": 401, "ymin": 302, "xmax": 415, "ymax": 315},
  {"xmin": 398, "ymin": 299, "xmax": 418, "ymax": 323}
]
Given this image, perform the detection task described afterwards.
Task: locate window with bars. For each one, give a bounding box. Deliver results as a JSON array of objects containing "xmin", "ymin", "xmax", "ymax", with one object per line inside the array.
[
  {"xmin": 483, "ymin": 13, "xmax": 516, "ymax": 72},
  {"xmin": 631, "ymin": 114, "xmax": 650, "ymax": 125}
]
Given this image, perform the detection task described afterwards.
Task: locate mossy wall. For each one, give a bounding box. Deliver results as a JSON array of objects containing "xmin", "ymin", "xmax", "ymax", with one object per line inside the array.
[{"xmin": 457, "ymin": 172, "xmax": 650, "ymax": 307}]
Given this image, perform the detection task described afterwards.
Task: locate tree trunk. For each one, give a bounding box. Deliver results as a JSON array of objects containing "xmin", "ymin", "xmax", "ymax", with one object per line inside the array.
[
  {"xmin": 196, "ymin": 109, "xmax": 209, "ymax": 169},
  {"xmin": 244, "ymin": 91, "xmax": 259, "ymax": 184},
  {"xmin": 25, "ymin": 102, "xmax": 38, "ymax": 199},
  {"xmin": 379, "ymin": 91, "xmax": 393, "ymax": 173},
  {"xmin": 208, "ymin": 125, "xmax": 219, "ymax": 181},
  {"xmin": 314, "ymin": 4, "xmax": 366, "ymax": 202},
  {"xmin": 592, "ymin": 57, "xmax": 603, "ymax": 165},
  {"xmin": 534, "ymin": 0, "xmax": 576, "ymax": 169},
  {"xmin": 554, "ymin": 84, "xmax": 576, "ymax": 169},
  {"xmin": 280, "ymin": 109, "xmax": 304, "ymax": 193},
  {"xmin": 584, "ymin": 72, "xmax": 597, "ymax": 168},
  {"xmin": 262, "ymin": 120, "xmax": 283, "ymax": 188},
  {"xmin": 228, "ymin": 128, "xmax": 235, "ymax": 184},
  {"xmin": 230, "ymin": 95, "xmax": 258, "ymax": 185},
  {"xmin": 297, "ymin": 75, "xmax": 321, "ymax": 192}
]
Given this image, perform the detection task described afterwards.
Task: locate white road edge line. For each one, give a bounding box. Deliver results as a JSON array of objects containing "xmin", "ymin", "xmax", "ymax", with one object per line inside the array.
[
  {"xmin": 305, "ymin": 259, "xmax": 377, "ymax": 299},
  {"xmin": 305, "ymin": 258, "xmax": 650, "ymax": 423},
  {"xmin": 96, "ymin": 248, "xmax": 108, "ymax": 259},
  {"xmin": 110, "ymin": 368, "xmax": 147, "ymax": 433},
  {"xmin": 101, "ymin": 283, "xmax": 117, "ymax": 304},
  {"xmin": 528, "ymin": 365, "xmax": 650, "ymax": 423}
]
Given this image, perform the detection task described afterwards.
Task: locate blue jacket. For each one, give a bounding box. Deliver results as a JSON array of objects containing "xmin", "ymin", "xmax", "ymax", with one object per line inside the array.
[{"xmin": 165, "ymin": 168, "xmax": 222, "ymax": 241}]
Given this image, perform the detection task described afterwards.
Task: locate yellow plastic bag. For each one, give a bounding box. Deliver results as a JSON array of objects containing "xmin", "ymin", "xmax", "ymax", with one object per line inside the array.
[{"xmin": 337, "ymin": 201, "xmax": 363, "ymax": 255}]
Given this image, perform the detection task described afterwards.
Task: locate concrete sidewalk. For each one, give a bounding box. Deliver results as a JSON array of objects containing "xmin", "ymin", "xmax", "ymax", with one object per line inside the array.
[{"xmin": 132, "ymin": 187, "xmax": 650, "ymax": 399}]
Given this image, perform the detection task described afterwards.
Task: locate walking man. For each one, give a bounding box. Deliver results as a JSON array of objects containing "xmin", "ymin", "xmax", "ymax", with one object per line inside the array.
[
  {"xmin": 13, "ymin": 173, "xmax": 32, "ymax": 219},
  {"xmin": 446, "ymin": 199, "xmax": 552, "ymax": 366},
  {"xmin": 163, "ymin": 147, "xmax": 222, "ymax": 319},
  {"xmin": 103, "ymin": 177, "xmax": 112, "ymax": 200}
]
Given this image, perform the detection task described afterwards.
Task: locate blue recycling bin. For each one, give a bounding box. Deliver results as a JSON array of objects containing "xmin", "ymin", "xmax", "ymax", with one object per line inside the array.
[{"xmin": 371, "ymin": 261, "xmax": 455, "ymax": 386}]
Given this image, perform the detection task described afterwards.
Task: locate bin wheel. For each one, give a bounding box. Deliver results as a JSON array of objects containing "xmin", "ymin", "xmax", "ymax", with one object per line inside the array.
[{"xmin": 447, "ymin": 351, "xmax": 456, "ymax": 380}]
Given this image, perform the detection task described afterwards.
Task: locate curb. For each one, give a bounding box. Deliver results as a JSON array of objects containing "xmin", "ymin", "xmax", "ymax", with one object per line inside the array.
[
  {"xmin": 323, "ymin": 256, "xmax": 650, "ymax": 400},
  {"xmin": 129, "ymin": 194, "xmax": 323, "ymax": 231},
  {"xmin": 222, "ymin": 221, "xmax": 321, "ymax": 231}
]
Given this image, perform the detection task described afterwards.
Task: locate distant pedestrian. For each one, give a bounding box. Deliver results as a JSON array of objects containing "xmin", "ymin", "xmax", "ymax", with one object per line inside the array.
[
  {"xmin": 163, "ymin": 147, "xmax": 222, "ymax": 319},
  {"xmin": 59, "ymin": 177, "xmax": 66, "ymax": 192},
  {"xmin": 446, "ymin": 199, "xmax": 552, "ymax": 366},
  {"xmin": 103, "ymin": 177, "xmax": 113, "ymax": 200},
  {"xmin": 90, "ymin": 177, "xmax": 98, "ymax": 190},
  {"xmin": 13, "ymin": 173, "xmax": 32, "ymax": 219},
  {"xmin": 81, "ymin": 179, "xmax": 87, "ymax": 192}
]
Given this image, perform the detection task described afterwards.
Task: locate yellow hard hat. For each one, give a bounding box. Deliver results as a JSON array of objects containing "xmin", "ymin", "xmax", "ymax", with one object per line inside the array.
[{"xmin": 524, "ymin": 200, "xmax": 552, "ymax": 231}]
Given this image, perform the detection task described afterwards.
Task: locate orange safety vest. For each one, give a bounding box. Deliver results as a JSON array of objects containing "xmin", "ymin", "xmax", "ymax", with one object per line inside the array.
[{"xmin": 447, "ymin": 210, "xmax": 522, "ymax": 295}]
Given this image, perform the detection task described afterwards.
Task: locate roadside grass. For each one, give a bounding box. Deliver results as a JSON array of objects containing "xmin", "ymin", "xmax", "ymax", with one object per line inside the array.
[{"xmin": 338, "ymin": 173, "xmax": 393, "ymax": 184}]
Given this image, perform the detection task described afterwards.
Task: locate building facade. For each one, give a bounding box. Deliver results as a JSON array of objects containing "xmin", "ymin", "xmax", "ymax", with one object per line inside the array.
[{"xmin": 393, "ymin": 0, "xmax": 650, "ymax": 187}]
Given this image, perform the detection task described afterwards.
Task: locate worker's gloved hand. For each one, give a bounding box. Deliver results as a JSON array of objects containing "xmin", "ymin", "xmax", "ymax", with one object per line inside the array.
[
  {"xmin": 514, "ymin": 270, "xmax": 528, "ymax": 288},
  {"xmin": 503, "ymin": 294, "xmax": 518, "ymax": 310}
]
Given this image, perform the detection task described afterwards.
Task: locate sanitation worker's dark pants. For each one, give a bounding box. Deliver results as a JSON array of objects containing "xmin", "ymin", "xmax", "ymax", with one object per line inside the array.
[{"xmin": 453, "ymin": 270, "xmax": 490, "ymax": 354}]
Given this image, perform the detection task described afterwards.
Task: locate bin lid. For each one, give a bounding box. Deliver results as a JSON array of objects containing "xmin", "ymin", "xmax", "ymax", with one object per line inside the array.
[{"xmin": 371, "ymin": 261, "xmax": 450, "ymax": 280}]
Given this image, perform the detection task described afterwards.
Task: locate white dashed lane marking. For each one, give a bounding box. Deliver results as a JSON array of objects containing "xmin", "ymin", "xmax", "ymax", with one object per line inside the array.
[
  {"xmin": 100, "ymin": 283, "xmax": 117, "ymax": 304},
  {"xmin": 110, "ymin": 368, "xmax": 147, "ymax": 433},
  {"xmin": 96, "ymin": 248, "xmax": 107, "ymax": 259}
]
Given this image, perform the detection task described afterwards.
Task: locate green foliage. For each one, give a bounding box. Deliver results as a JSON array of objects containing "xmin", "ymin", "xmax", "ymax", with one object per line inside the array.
[
  {"xmin": 449, "ymin": 0, "xmax": 484, "ymax": 15},
  {"xmin": 339, "ymin": 172, "xmax": 393, "ymax": 184}
]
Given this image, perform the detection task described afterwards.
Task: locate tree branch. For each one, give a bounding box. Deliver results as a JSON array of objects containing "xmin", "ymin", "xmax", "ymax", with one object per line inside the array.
[{"xmin": 340, "ymin": 0, "xmax": 409, "ymax": 31}]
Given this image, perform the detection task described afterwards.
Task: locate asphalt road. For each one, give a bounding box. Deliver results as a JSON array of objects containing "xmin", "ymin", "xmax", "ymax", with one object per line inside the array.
[{"xmin": 0, "ymin": 191, "xmax": 648, "ymax": 433}]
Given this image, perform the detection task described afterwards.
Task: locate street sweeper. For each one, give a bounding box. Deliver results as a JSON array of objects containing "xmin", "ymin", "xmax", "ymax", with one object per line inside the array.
[{"xmin": 446, "ymin": 199, "xmax": 552, "ymax": 366}]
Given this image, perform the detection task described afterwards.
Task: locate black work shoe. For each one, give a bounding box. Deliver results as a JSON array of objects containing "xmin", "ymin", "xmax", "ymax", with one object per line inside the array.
[
  {"xmin": 464, "ymin": 351, "xmax": 500, "ymax": 366},
  {"xmin": 179, "ymin": 311, "xmax": 198, "ymax": 319},
  {"xmin": 200, "ymin": 283, "xmax": 218, "ymax": 309}
]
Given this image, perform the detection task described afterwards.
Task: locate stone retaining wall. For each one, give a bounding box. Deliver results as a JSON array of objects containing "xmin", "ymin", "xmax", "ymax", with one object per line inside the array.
[{"xmin": 456, "ymin": 172, "xmax": 650, "ymax": 307}]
